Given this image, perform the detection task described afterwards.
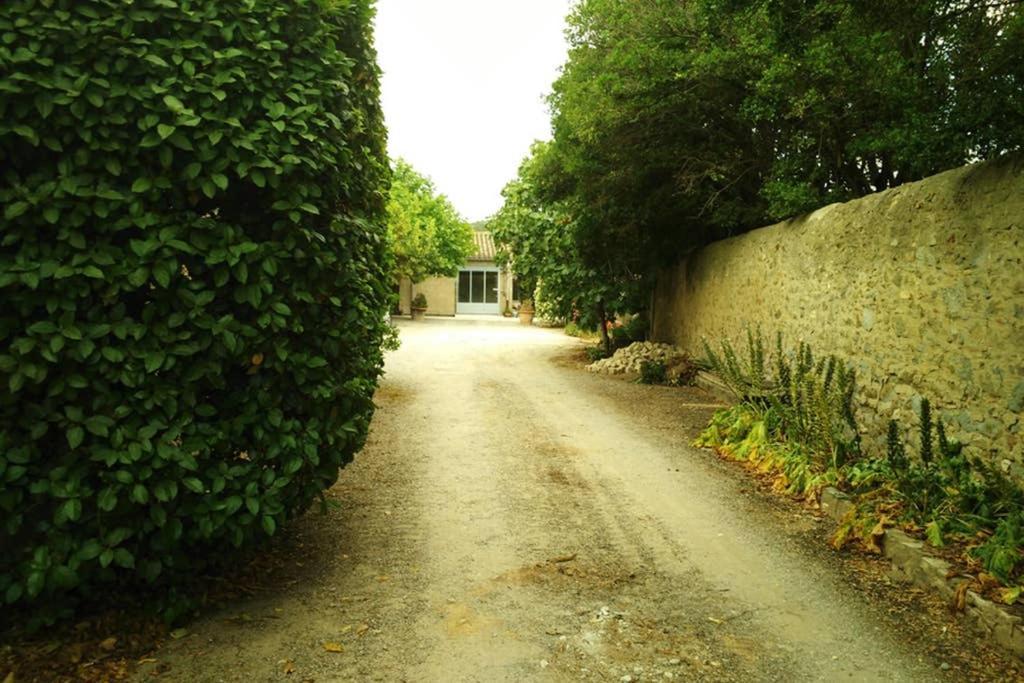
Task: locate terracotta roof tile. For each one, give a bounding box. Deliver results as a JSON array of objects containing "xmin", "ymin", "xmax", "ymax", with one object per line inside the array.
[{"xmin": 469, "ymin": 231, "xmax": 496, "ymax": 262}]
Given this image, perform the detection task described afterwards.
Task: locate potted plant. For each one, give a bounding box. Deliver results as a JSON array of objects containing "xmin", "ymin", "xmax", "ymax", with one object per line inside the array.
[
  {"xmin": 518, "ymin": 297, "xmax": 535, "ymax": 325},
  {"xmin": 410, "ymin": 292, "xmax": 428, "ymax": 321}
]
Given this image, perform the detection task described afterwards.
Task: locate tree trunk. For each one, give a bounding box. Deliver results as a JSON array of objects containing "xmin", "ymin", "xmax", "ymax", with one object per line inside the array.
[{"xmin": 597, "ymin": 299, "xmax": 612, "ymax": 356}]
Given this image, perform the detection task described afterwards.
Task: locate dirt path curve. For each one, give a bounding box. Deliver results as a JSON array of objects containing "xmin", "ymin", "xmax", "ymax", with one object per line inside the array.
[{"xmin": 138, "ymin": 319, "xmax": 986, "ymax": 682}]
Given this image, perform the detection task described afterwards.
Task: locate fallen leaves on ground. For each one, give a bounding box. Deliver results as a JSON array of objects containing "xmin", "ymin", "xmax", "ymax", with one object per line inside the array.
[
  {"xmin": 322, "ymin": 642, "xmax": 344, "ymax": 653},
  {"xmin": 0, "ymin": 610, "xmax": 168, "ymax": 683}
]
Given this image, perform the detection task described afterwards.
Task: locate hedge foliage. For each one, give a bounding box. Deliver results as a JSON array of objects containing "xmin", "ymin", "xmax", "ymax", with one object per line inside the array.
[{"xmin": 0, "ymin": 0, "xmax": 390, "ymax": 621}]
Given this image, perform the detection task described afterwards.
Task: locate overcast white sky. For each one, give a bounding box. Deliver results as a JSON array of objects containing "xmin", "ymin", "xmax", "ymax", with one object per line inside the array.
[{"xmin": 374, "ymin": 0, "xmax": 574, "ymax": 222}]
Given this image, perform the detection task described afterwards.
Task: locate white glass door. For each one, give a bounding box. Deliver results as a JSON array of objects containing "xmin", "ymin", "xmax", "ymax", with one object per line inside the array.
[{"xmin": 456, "ymin": 268, "xmax": 500, "ymax": 315}]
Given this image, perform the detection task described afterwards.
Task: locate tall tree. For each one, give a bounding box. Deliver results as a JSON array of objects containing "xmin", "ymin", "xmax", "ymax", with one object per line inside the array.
[
  {"xmin": 492, "ymin": 142, "xmax": 644, "ymax": 353},
  {"xmin": 545, "ymin": 0, "xmax": 1024, "ymax": 274},
  {"xmin": 386, "ymin": 159, "xmax": 474, "ymax": 283}
]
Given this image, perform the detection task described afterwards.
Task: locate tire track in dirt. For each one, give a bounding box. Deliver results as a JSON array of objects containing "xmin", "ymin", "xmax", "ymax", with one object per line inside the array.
[
  {"xmin": 134, "ymin": 321, "xmax": 1003, "ymax": 682},
  {"xmin": 487, "ymin": 342, "xmax": 940, "ymax": 682}
]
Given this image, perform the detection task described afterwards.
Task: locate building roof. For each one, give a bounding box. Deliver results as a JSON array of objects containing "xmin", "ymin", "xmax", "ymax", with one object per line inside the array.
[{"xmin": 469, "ymin": 231, "xmax": 496, "ymax": 262}]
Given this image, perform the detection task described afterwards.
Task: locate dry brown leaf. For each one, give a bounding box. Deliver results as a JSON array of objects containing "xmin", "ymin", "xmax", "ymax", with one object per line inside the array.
[
  {"xmin": 953, "ymin": 581, "xmax": 970, "ymax": 612},
  {"xmin": 865, "ymin": 517, "xmax": 888, "ymax": 554},
  {"xmin": 99, "ymin": 636, "xmax": 118, "ymax": 652},
  {"xmin": 355, "ymin": 623, "xmax": 370, "ymax": 636},
  {"xmin": 282, "ymin": 659, "xmax": 296, "ymax": 674},
  {"xmin": 550, "ymin": 553, "xmax": 577, "ymax": 564},
  {"xmin": 251, "ymin": 353, "xmax": 264, "ymax": 366},
  {"xmin": 976, "ymin": 573, "xmax": 1000, "ymax": 592},
  {"xmin": 323, "ymin": 642, "xmax": 344, "ymax": 653}
]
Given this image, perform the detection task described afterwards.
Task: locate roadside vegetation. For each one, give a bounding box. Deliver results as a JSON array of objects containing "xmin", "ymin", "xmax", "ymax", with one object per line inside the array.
[
  {"xmin": 386, "ymin": 159, "xmax": 474, "ymax": 285},
  {"xmin": 493, "ymin": 0, "xmax": 1023, "ymax": 356},
  {"xmin": 0, "ymin": 0, "xmax": 390, "ymax": 632},
  {"xmin": 696, "ymin": 331, "xmax": 1024, "ymax": 603}
]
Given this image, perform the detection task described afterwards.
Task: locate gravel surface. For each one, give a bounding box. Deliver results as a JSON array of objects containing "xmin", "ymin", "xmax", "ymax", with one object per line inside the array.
[{"xmin": 133, "ymin": 319, "xmax": 1022, "ymax": 682}]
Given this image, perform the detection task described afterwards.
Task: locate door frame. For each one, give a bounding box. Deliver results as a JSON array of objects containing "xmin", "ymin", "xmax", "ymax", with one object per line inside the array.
[{"xmin": 456, "ymin": 266, "xmax": 501, "ymax": 315}]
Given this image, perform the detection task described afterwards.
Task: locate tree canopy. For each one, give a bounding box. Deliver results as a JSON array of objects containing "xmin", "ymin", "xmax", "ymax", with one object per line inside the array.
[
  {"xmin": 491, "ymin": 141, "xmax": 645, "ymax": 351},
  {"xmin": 531, "ymin": 0, "xmax": 1024, "ymax": 279},
  {"xmin": 386, "ymin": 159, "xmax": 474, "ymax": 282}
]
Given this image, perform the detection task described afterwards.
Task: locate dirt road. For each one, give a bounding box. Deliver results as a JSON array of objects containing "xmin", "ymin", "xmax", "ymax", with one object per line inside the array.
[{"xmin": 138, "ymin": 319, "xmax": 1012, "ymax": 682}]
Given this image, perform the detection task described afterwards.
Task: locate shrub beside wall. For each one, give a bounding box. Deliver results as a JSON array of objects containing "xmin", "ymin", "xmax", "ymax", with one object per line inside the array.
[{"xmin": 0, "ymin": 0, "xmax": 390, "ymax": 619}]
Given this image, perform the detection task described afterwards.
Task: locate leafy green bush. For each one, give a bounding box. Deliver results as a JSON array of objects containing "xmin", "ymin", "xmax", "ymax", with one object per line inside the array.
[
  {"xmin": 387, "ymin": 159, "xmax": 474, "ymax": 282},
  {"xmin": 411, "ymin": 292, "xmax": 428, "ymax": 309},
  {"xmin": 695, "ymin": 403, "xmax": 838, "ymax": 497},
  {"xmin": 0, "ymin": 0, "xmax": 389, "ymax": 622},
  {"xmin": 703, "ymin": 330, "xmax": 859, "ymax": 468},
  {"xmin": 638, "ymin": 359, "xmax": 666, "ymax": 385},
  {"xmin": 564, "ymin": 322, "xmax": 589, "ymax": 338},
  {"xmin": 584, "ymin": 344, "xmax": 610, "ymax": 363},
  {"xmin": 975, "ymin": 512, "xmax": 1024, "ymax": 585}
]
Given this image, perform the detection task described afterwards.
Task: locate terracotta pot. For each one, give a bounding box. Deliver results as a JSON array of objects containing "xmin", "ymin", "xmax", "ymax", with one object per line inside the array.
[
  {"xmin": 518, "ymin": 309, "xmax": 534, "ymax": 325},
  {"xmin": 411, "ymin": 307, "xmax": 426, "ymax": 321}
]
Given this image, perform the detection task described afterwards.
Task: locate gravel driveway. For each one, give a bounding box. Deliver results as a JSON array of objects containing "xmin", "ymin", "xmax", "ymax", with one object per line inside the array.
[{"xmin": 137, "ymin": 318, "xmax": 1017, "ymax": 682}]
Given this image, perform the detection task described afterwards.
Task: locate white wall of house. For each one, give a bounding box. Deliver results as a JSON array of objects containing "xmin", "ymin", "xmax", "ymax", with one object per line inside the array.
[{"xmin": 395, "ymin": 233, "xmax": 518, "ymax": 317}]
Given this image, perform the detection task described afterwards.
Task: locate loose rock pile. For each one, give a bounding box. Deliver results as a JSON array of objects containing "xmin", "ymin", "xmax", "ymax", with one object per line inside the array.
[{"xmin": 586, "ymin": 342, "xmax": 685, "ymax": 375}]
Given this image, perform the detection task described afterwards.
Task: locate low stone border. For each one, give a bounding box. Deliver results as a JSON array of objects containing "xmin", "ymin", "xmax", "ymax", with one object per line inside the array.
[
  {"xmin": 820, "ymin": 487, "xmax": 1024, "ymax": 658},
  {"xmin": 694, "ymin": 371, "xmax": 734, "ymax": 402}
]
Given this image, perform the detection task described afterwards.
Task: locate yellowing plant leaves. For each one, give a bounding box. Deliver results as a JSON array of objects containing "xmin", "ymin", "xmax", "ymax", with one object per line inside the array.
[{"xmin": 865, "ymin": 516, "xmax": 888, "ymax": 554}]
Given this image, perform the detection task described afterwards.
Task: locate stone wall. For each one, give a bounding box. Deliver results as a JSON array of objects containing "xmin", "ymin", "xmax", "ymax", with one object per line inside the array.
[{"xmin": 652, "ymin": 156, "xmax": 1024, "ymax": 472}]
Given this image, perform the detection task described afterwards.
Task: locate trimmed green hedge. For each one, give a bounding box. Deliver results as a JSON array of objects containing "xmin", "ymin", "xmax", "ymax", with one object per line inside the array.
[{"xmin": 0, "ymin": 0, "xmax": 390, "ymax": 621}]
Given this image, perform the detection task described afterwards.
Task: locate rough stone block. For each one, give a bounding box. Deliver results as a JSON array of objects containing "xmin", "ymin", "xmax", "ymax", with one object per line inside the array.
[
  {"xmin": 820, "ymin": 487, "xmax": 854, "ymax": 521},
  {"xmin": 881, "ymin": 529, "xmax": 924, "ymax": 569},
  {"xmin": 1005, "ymin": 626, "xmax": 1024, "ymax": 659},
  {"xmin": 993, "ymin": 618, "xmax": 1024, "ymax": 657},
  {"xmin": 913, "ymin": 556, "xmax": 951, "ymax": 590}
]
